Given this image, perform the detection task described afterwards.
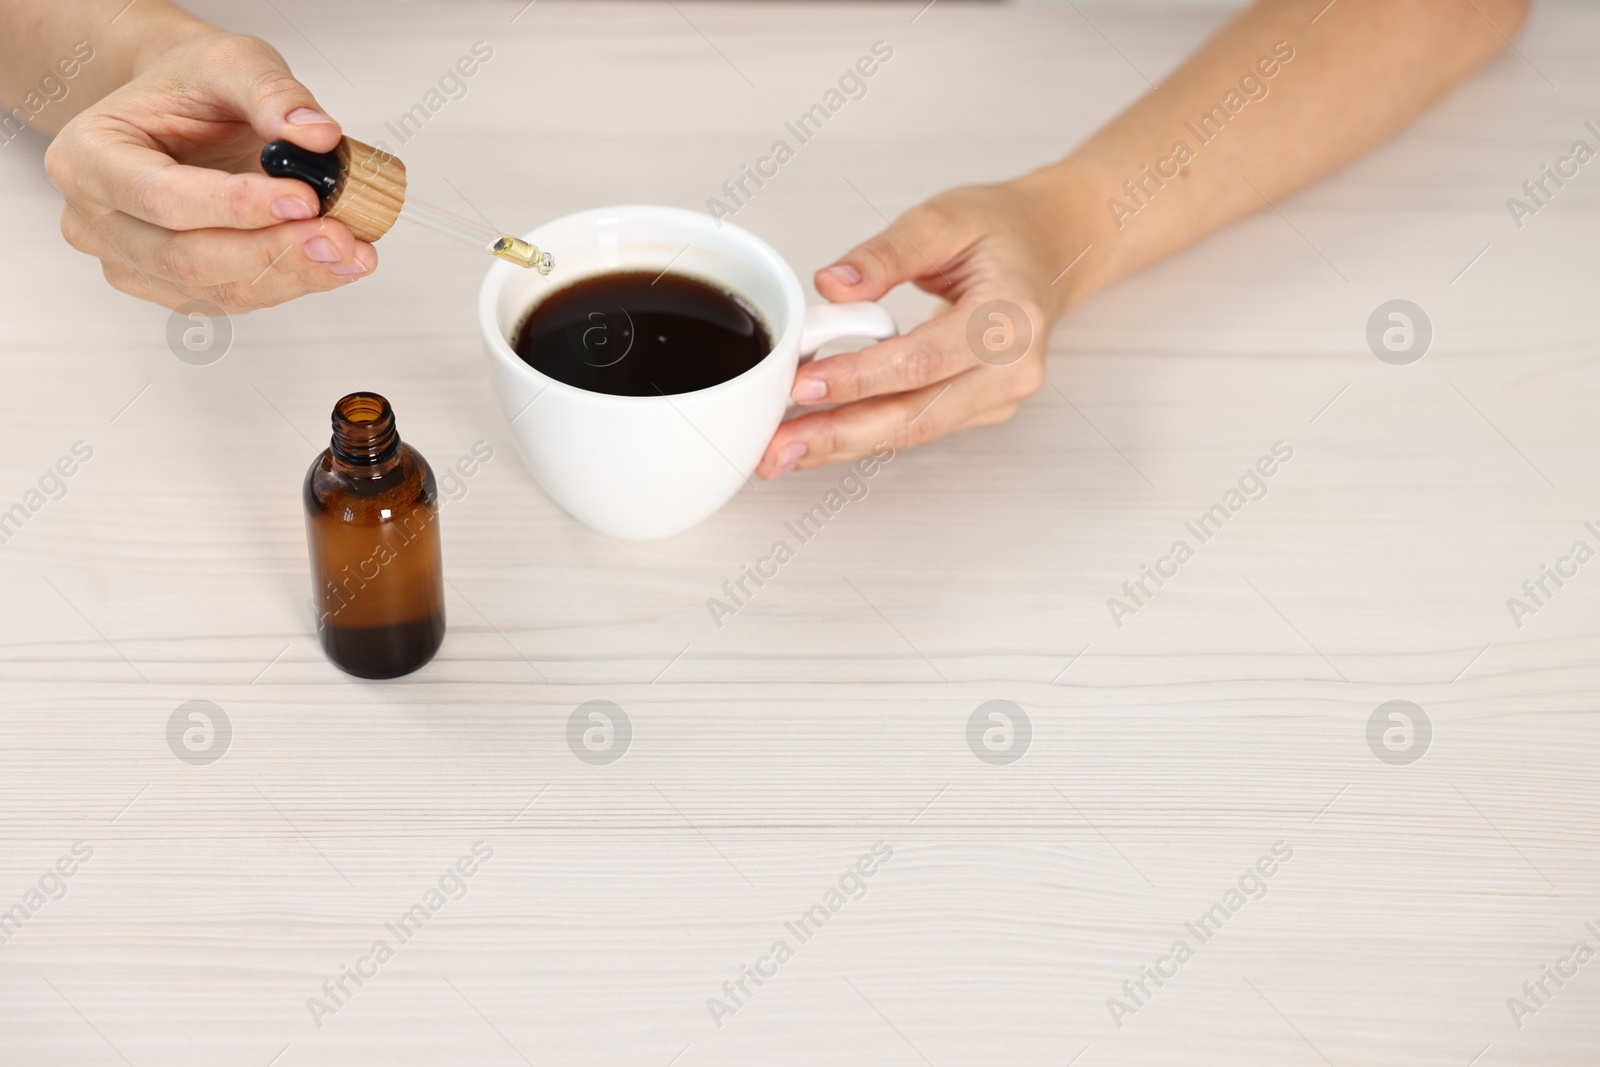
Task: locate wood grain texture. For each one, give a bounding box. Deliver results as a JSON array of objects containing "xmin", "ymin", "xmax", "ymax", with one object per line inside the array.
[
  {"xmin": 326, "ymin": 137, "xmax": 408, "ymax": 243},
  {"xmin": 0, "ymin": 2, "xmax": 1596, "ymax": 1065}
]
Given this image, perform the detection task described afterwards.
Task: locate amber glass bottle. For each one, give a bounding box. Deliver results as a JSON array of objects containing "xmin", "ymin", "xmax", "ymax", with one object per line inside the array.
[{"xmin": 304, "ymin": 392, "xmax": 445, "ymax": 678}]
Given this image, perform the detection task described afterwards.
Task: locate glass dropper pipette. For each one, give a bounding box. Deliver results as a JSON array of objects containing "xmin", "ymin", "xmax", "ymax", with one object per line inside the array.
[{"xmin": 394, "ymin": 195, "xmax": 553, "ymax": 272}]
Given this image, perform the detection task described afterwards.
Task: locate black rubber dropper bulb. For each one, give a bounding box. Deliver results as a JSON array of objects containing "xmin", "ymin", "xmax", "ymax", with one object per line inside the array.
[{"xmin": 260, "ymin": 140, "xmax": 341, "ymax": 203}]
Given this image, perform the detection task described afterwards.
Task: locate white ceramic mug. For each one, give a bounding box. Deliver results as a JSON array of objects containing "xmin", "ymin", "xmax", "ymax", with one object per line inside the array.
[{"xmin": 478, "ymin": 205, "xmax": 897, "ymax": 539}]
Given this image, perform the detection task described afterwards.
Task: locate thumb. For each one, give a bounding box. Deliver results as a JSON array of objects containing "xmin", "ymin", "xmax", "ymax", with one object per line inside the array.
[
  {"xmin": 815, "ymin": 202, "xmax": 952, "ymax": 302},
  {"xmin": 208, "ymin": 36, "xmax": 342, "ymax": 152}
]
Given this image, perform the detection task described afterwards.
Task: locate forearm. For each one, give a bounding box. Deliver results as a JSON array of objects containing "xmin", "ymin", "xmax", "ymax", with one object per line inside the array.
[
  {"xmin": 1028, "ymin": 0, "xmax": 1532, "ymax": 306},
  {"xmin": 0, "ymin": 0, "xmax": 215, "ymax": 136}
]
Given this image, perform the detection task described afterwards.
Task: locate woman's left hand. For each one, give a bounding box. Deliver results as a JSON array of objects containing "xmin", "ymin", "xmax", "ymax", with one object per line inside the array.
[{"xmin": 757, "ymin": 176, "xmax": 1094, "ymax": 478}]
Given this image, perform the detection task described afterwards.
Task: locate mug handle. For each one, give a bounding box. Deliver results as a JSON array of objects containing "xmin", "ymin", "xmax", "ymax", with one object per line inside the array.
[{"xmin": 799, "ymin": 302, "xmax": 897, "ymax": 358}]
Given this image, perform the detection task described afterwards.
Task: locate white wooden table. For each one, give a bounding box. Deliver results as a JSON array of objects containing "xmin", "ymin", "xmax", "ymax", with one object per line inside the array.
[{"xmin": 2, "ymin": 2, "xmax": 1597, "ymax": 1064}]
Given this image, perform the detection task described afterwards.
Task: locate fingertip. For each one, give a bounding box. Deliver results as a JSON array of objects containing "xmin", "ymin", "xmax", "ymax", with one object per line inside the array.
[
  {"xmin": 757, "ymin": 438, "xmax": 807, "ymax": 479},
  {"xmin": 290, "ymin": 217, "xmax": 358, "ymax": 266},
  {"xmin": 284, "ymin": 126, "xmax": 343, "ymax": 154},
  {"xmin": 270, "ymin": 193, "xmax": 319, "ymax": 221},
  {"xmin": 286, "ymin": 107, "xmax": 334, "ymax": 127},
  {"xmin": 823, "ymin": 262, "xmax": 863, "ymax": 287},
  {"xmin": 329, "ymin": 241, "xmax": 378, "ymax": 278},
  {"xmin": 775, "ymin": 440, "xmax": 807, "ymax": 467},
  {"xmin": 304, "ymin": 235, "xmax": 341, "ymax": 263},
  {"xmin": 301, "ymin": 215, "xmax": 357, "ymax": 255},
  {"xmin": 815, "ymin": 261, "xmax": 865, "ymax": 300},
  {"xmin": 276, "ymin": 108, "xmax": 342, "ymax": 152},
  {"xmin": 791, "ymin": 375, "xmax": 828, "ymax": 404}
]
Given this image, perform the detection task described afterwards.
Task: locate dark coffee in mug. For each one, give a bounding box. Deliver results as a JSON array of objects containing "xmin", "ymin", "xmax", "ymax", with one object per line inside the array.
[{"xmin": 512, "ymin": 271, "xmax": 772, "ymax": 396}]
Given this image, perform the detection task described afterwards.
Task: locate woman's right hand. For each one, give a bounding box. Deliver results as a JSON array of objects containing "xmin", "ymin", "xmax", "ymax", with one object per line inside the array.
[{"xmin": 45, "ymin": 32, "xmax": 375, "ymax": 312}]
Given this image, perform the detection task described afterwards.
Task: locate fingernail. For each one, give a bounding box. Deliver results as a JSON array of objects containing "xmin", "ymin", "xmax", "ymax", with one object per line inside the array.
[
  {"xmin": 271, "ymin": 196, "xmax": 317, "ymax": 221},
  {"xmin": 329, "ymin": 258, "xmax": 369, "ymax": 276},
  {"xmin": 792, "ymin": 377, "xmax": 827, "ymax": 403},
  {"xmin": 775, "ymin": 441, "xmax": 807, "ymax": 466},
  {"xmin": 287, "ymin": 107, "xmax": 334, "ymax": 126},
  {"xmin": 304, "ymin": 236, "xmax": 340, "ymax": 263},
  {"xmin": 823, "ymin": 263, "xmax": 862, "ymax": 286}
]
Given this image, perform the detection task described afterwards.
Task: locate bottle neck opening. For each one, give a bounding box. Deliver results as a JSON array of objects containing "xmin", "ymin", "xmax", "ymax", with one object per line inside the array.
[{"xmin": 330, "ymin": 392, "xmax": 400, "ymax": 467}]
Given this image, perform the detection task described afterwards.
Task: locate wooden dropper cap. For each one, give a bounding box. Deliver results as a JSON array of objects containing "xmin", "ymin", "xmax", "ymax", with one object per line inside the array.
[
  {"xmin": 325, "ymin": 138, "xmax": 407, "ymax": 243},
  {"xmin": 260, "ymin": 136, "xmax": 407, "ymax": 244}
]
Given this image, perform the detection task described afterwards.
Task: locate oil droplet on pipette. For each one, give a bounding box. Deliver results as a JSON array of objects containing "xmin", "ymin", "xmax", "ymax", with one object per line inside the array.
[{"xmin": 493, "ymin": 236, "xmax": 555, "ymax": 275}]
